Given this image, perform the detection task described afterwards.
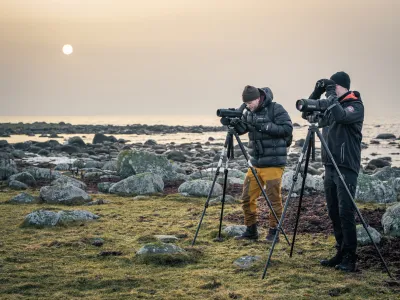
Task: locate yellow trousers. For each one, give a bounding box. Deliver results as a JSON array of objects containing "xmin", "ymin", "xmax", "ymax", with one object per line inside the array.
[{"xmin": 241, "ymin": 167, "xmax": 284, "ymax": 228}]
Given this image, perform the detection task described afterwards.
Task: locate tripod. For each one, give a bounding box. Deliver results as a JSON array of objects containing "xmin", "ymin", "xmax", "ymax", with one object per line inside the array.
[
  {"xmin": 261, "ymin": 119, "xmax": 393, "ymax": 279},
  {"xmin": 192, "ymin": 125, "xmax": 291, "ymax": 246}
]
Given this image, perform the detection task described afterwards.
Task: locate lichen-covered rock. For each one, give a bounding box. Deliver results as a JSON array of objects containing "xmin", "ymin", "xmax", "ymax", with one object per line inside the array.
[
  {"xmin": 51, "ymin": 176, "xmax": 87, "ymax": 191},
  {"xmin": 9, "ymin": 172, "xmax": 36, "ymax": 187},
  {"xmin": 282, "ymin": 170, "xmax": 324, "ymax": 192},
  {"xmin": 40, "ymin": 185, "xmax": 91, "ymax": 205},
  {"xmin": 9, "ymin": 180, "xmax": 28, "ymax": 190},
  {"xmin": 178, "ymin": 180, "xmax": 223, "ymax": 197},
  {"xmin": 24, "ymin": 167, "xmax": 61, "ymax": 180},
  {"xmin": 7, "ymin": 192, "xmax": 38, "ymax": 204},
  {"xmin": 356, "ymin": 173, "xmax": 396, "ymax": 203},
  {"xmin": 109, "ymin": 173, "xmax": 164, "ymax": 196},
  {"xmin": 382, "ymin": 203, "xmax": 400, "ymax": 237},
  {"xmin": 356, "ymin": 224, "xmax": 381, "ymax": 246}
]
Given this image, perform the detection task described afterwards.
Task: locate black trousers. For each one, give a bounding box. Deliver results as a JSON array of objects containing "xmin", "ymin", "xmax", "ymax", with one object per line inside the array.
[{"xmin": 324, "ymin": 165, "xmax": 358, "ymax": 254}]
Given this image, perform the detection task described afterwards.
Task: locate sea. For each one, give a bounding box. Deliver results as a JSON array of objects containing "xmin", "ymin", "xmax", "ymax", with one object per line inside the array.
[{"xmin": 1, "ymin": 115, "xmax": 399, "ymax": 167}]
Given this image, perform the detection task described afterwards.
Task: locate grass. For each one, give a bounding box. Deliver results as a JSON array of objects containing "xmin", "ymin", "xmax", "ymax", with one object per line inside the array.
[{"xmin": 0, "ymin": 189, "xmax": 398, "ymax": 299}]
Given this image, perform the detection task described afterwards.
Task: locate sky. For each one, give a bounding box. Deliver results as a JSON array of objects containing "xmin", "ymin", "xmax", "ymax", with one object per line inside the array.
[{"xmin": 1, "ymin": 0, "xmax": 399, "ymax": 119}]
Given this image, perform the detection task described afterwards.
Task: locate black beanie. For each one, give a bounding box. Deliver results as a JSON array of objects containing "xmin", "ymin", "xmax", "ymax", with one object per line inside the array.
[
  {"xmin": 330, "ymin": 71, "xmax": 351, "ymax": 90},
  {"xmin": 242, "ymin": 85, "xmax": 260, "ymax": 102}
]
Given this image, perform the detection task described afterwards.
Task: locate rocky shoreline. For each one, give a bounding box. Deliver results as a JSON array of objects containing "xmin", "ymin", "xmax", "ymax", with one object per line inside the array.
[{"xmin": 0, "ymin": 122, "xmax": 224, "ymax": 137}]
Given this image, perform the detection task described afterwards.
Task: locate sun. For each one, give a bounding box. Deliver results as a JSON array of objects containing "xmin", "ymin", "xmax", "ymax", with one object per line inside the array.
[{"xmin": 62, "ymin": 44, "xmax": 73, "ymax": 55}]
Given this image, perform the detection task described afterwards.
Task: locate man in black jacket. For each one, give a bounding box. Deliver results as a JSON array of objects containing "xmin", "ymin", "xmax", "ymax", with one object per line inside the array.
[
  {"xmin": 309, "ymin": 72, "xmax": 364, "ymax": 272},
  {"xmin": 223, "ymin": 85, "xmax": 293, "ymax": 242}
]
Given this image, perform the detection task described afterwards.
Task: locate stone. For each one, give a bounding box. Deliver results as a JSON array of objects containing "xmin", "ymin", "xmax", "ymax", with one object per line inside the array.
[
  {"xmin": 178, "ymin": 180, "xmax": 223, "ymax": 197},
  {"xmin": 223, "ymin": 225, "xmax": 247, "ymax": 237},
  {"xmin": 109, "ymin": 173, "xmax": 164, "ymax": 196},
  {"xmin": 382, "ymin": 203, "xmax": 400, "ymax": 237},
  {"xmin": 356, "ymin": 225, "xmax": 381, "ymax": 246},
  {"xmin": 233, "ymin": 256, "xmax": 262, "ymax": 269},
  {"xmin": 40, "ymin": 185, "xmax": 91, "ymax": 205}
]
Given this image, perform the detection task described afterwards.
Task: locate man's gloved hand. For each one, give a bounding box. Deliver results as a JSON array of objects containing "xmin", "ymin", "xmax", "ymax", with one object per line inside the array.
[
  {"xmin": 323, "ymin": 79, "xmax": 337, "ymax": 98},
  {"xmin": 220, "ymin": 117, "xmax": 231, "ymax": 126},
  {"xmin": 253, "ymin": 122, "xmax": 273, "ymax": 133},
  {"xmin": 310, "ymin": 79, "xmax": 327, "ymax": 99}
]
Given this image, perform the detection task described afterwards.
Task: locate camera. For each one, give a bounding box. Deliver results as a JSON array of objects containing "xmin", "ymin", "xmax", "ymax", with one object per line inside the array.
[
  {"xmin": 216, "ymin": 108, "xmax": 244, "ymax": 118},
  {"xmin": 295, "ymin": 98, "xmax": 330, "ymax": 112}
]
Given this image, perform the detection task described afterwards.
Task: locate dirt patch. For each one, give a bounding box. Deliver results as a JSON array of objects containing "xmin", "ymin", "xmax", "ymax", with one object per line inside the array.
[{"xmin": 358, "ymin": 237, "xmax": 400, "ymax": 281}]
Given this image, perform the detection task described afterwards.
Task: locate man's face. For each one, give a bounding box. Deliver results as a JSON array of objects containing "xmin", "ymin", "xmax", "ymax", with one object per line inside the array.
[
  {"xmin": 335, "ymin": 85, "xmax": 348, "ymax": 98},
  {"xmin": 245, "ymin": 98, "xmax": 260, "ymax": 112}
]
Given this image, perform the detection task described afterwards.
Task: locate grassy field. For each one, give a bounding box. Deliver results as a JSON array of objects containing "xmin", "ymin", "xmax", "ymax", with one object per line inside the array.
[{"xmin": 0, "ymin": 190, "xmax": 398, "ymax": 300}]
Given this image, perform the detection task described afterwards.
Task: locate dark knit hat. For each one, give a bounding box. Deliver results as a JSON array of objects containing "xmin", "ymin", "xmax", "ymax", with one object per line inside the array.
[
  {"xmin": 330, "ymin": 71, "xmax": 351, "ymax": 90},
  {"xmin": 242, "ymin": 85, "xmax": 260, "ymax": 102}
]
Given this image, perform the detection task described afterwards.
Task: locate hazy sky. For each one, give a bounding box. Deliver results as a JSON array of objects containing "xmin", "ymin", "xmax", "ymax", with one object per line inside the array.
[{"xmin": 1, "ymin": 0, "xmax": 399, "ymax": 119}]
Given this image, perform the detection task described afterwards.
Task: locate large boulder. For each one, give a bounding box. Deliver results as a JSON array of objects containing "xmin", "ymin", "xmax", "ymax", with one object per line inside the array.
[
  {"xmin": 356, "ymin": 173, "xmax": 396, "ymax": 203},
  {"xmin": 9, "ymin": 180, "xmax": 28, "ymax": 190},
  {"xmin": 382, "ymin": 203, "xmax": 400, "ymax": 237},
  {"xmin": 0, "ymin": 156, "xmax": 18, "ymax": 180},
  {"xmin": 21, "ymin": 209, "xmax": 99, "ymax": 228},
  {"xmin": 109, "ymin": 173, "xmax": 164, "ymax": 196},
  {"xmin": 68, "ymin": 136, "xmax": 86, "ymax": 147},
  {"xmin": 223, "ymin": 225, "xmax": 247, "ymax": 237},
  {"xmin": 7, "ymin": 192, "xmax": 38, "ymax": 204},
  {"xmin": 51, "ymin": 175, "xmax": 87, "ymax": 190},
  {"xmin": 60, "ymin": 145, "xmax": 80, "ymax": 154},
  {"xmin": 102, "ymin": 161, "xmax": 118, "ymax": 172},
  {"xmin": 40, "ymin": 185, "xmax": 91, "ymax": 205},
  {"xmin": 356, "ymin": 225, "xmax": 381, "ymax": 246},
  {"xmin": 93, "ymin": 133, "xmax": 117, "ymax": 144},
  {"xmin": 281, "ymin": 170, "xmax": 324, "ymax": 192},
  {"xmin": 166, "ymin": 151, "xmax": 186, "ymax": 163},
  {"xmin": 117, "ymin": 150, "xmax": 185, "ymax": 181},
  {"xmin": 9, "ymin": 172, "xmax": 36, "ymax": 187},
  {"xmin": 178, "ymin": 179, "xmax": 223, "ymax": 197},
  {"xmin": 372, "ymin": 167, "xmax": 400, "ymax": 181}
]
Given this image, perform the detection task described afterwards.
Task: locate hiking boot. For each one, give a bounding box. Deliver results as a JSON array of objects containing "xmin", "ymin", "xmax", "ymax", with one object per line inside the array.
[
  {"xmin": 320, "ymin": 250, "xmax": 343, "ymax": 267},
  {"xmin": 266, "ymin": 228, "xmax": 279, "ymax": 243},
  {"xmin": 235, "ymin": 224, "xmax": 258, "ymax": 240},
  {"xmin": 335, "ymin": 252, "xmax": 357, "ymax": 272}
]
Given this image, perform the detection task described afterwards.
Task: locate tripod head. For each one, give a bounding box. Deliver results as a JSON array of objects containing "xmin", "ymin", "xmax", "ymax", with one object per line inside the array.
[{"xmin": 304, "ymin": 111, "xmax": 324, "ymax": 125}]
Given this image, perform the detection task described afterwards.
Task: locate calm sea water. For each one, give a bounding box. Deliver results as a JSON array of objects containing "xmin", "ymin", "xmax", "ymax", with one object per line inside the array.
[{"xmin": 2, "ymin": 115, "xmax": 400, "ymax": 167}]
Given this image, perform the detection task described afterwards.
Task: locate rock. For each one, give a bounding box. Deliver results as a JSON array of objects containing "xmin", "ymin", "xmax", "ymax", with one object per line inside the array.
[
  {"xmin": 117, "ymin": 150, "xmax": 185, "ymax": 181},
  {"xmin": 68, "ymin": 136, "xmax": 86, "ymax": 147},
  {"xmin": 97, "ymin": 182, "xmax": 114, "ymax": 193},
  {"xmin": 91, "ymin": 238, "xmax": 105, "ymax": 247},
  {"xmin": 40, "ymin": 185, "xmax": 91, "ymax": 205},
  {"xmin": 38, "ymin": 149, "xmax": 50, "ymax": 156},
  {"xmin": 282, "ymin": 170, "xmax": 324, "ymax": 192},
  {"xmin": 21, "ymin": 209, "xmax": 99, "ymax": 228},
  {"xmin": 109, "ymin": 173, "xmax": 164, "ymax": 196},
  {"xmin": 25, "ymin": 167, "xmax": 62, "ymax": 180},
  {"xmin": 217, "ymin": 177, "xmax": 244, "ymax": 188},
  {"xmin": 57, "ymin": 210, "xmax": 99, "ymax": 225},
  {"xmin": 178, "ymin": 180, "xmax": 223, "ymax": 197},
  {"xmin": 372, "ymin": 167, "xmax": 400, "ymax": 181},
  {"xmin": 295, "ymin": 139, "xmax": 305, "ymax": 147},
  {"xmin": 102, "ymin": 161, "xmax": 118, "ymax": 172},
  {"xmin": 154, "ymin": 235, "xmax": 179, "ymax": 243},
  {"xmin": 99, "ymin": 175, "xmax": 120, "ymax": 181},
  {"xmin": 84, "ymin": 160, "xmax": 104, "ymax": 169},
  {"xmin": 0, "ymin": 140, "xmax": 9, "ymax": 147},
  {"xmin": 9, "ymin": 172, "xmax": 36, "ymax": 187},
  {"xmin": 209, "ymin": 195, "xmax": 238, "ymax": 206},
  {"xmin": 60, "ymin": 145, "xmax": 80, "ymax": 154},
  {"xmin": 144, "ymin": 139, "xmax": 157, "ymax": 146},
  {"xmin": 356, "ymin": 173, "xmax": 396, "ymax": 203},
  {"xmin": 85, "ymin": 199, "xmax": 110, "ymax": 205},
  {"xmin": 84, "ymin": 172, "xmax": 104, "ymax": 181},
  {"xmin": 375, "ymin": 133, "xmax": 396, "ymax": 139},
  {"xmin": 293, "ymin": 123, "xmax": 301, "ymax": 127},
  {"xmin": 223, "ymin": 225, "xmax": 247, "ymax": 237},
  {"xmin": 136, "ymin": 243, "xmax": 185, "ymax": 255},
  {"xmin": 233, "ymin": 256, "xmax": 262, "ymax": 269},
  {"xmin": 190, "ymin": 168, "xmax": 245, "ymax": 180},
  {"xmin": 7, "ymin": 192, "xmax": 38, "ymax": 204},
  {"xmin": 382, "ymin": 203, "xmax": 400, "ymax": 237},
  {"xmin": 0, "ymin": 157, "xmax": 18, "ymax": 180},
  {"xmin": 11, "ymin": 150, "xmax": 26, "ymax": 159},
  {"xmin": 356, "ymin": 225, "xmax": 381, "ymax": 246},
  {"xmin": 9, "ymin": 180, "xmax": 28, "ymax": 190},
  {"xmin": 166, "ymin": 151, "xmax": 186, "ymax": 162},
  {"xmin": 54, "ymin": 163, "xmax": 71, "ymax": 171},
  {"xmin": 51, "ymin": 175, "xmax": 87, "ymax": 190},
  {"xmin": 367, "ymin": 158, "xmax": 391, "ymax": 169},
  {"xmin": 93, "ymin": 133, "xmax": 117, "ymax": 144},
  {"xmin": 20, "ymin": 210, "xmax": 59, "ymax": 228},
  {"xmin": 370, "ymin": 140, "xmax": 380, "ymax": 145}
]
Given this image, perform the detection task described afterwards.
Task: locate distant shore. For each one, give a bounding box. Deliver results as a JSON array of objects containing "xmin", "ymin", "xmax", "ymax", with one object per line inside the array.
[{"xmin": 0, "ymin": 122, "xmax": 225, "ymax": 137}]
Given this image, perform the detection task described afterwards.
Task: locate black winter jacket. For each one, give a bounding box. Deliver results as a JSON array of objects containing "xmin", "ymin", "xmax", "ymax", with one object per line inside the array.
[
  {"xmin": 318, "ymin": 91, "xmax": 364, "ymax": 174},
  {"xmin": 235, "ymin": 87, "xmax": 293, "ymax": 168}
]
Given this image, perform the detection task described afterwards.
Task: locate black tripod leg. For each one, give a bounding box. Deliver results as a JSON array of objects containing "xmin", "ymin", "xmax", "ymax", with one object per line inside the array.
[
  {"xmin": 315, "ymin": 129, "xmax": 393, "ymax": 278},
  {"xmin": 262, "ymin": 128, "xmax": 313, "ymax": 279},
  {"xmin": 217, "ymin": 159, "xmax": 230, "ymax": 240},
  {"xmin": 290, "ymin": 133, "xmax": 313, "ymax": 257},
  {"xmin": 192, "ymin": 133, "xmax": 230, "ymax": 246},
  {"xmin": 232, "ymin": 131, "xmax": 291, "ymax": 245}
]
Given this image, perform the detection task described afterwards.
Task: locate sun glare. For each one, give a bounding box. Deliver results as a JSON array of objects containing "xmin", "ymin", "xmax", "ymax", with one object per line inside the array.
[{"xmin": 62, "ymin": 44, "xmax": 73, "ymax": 55}]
